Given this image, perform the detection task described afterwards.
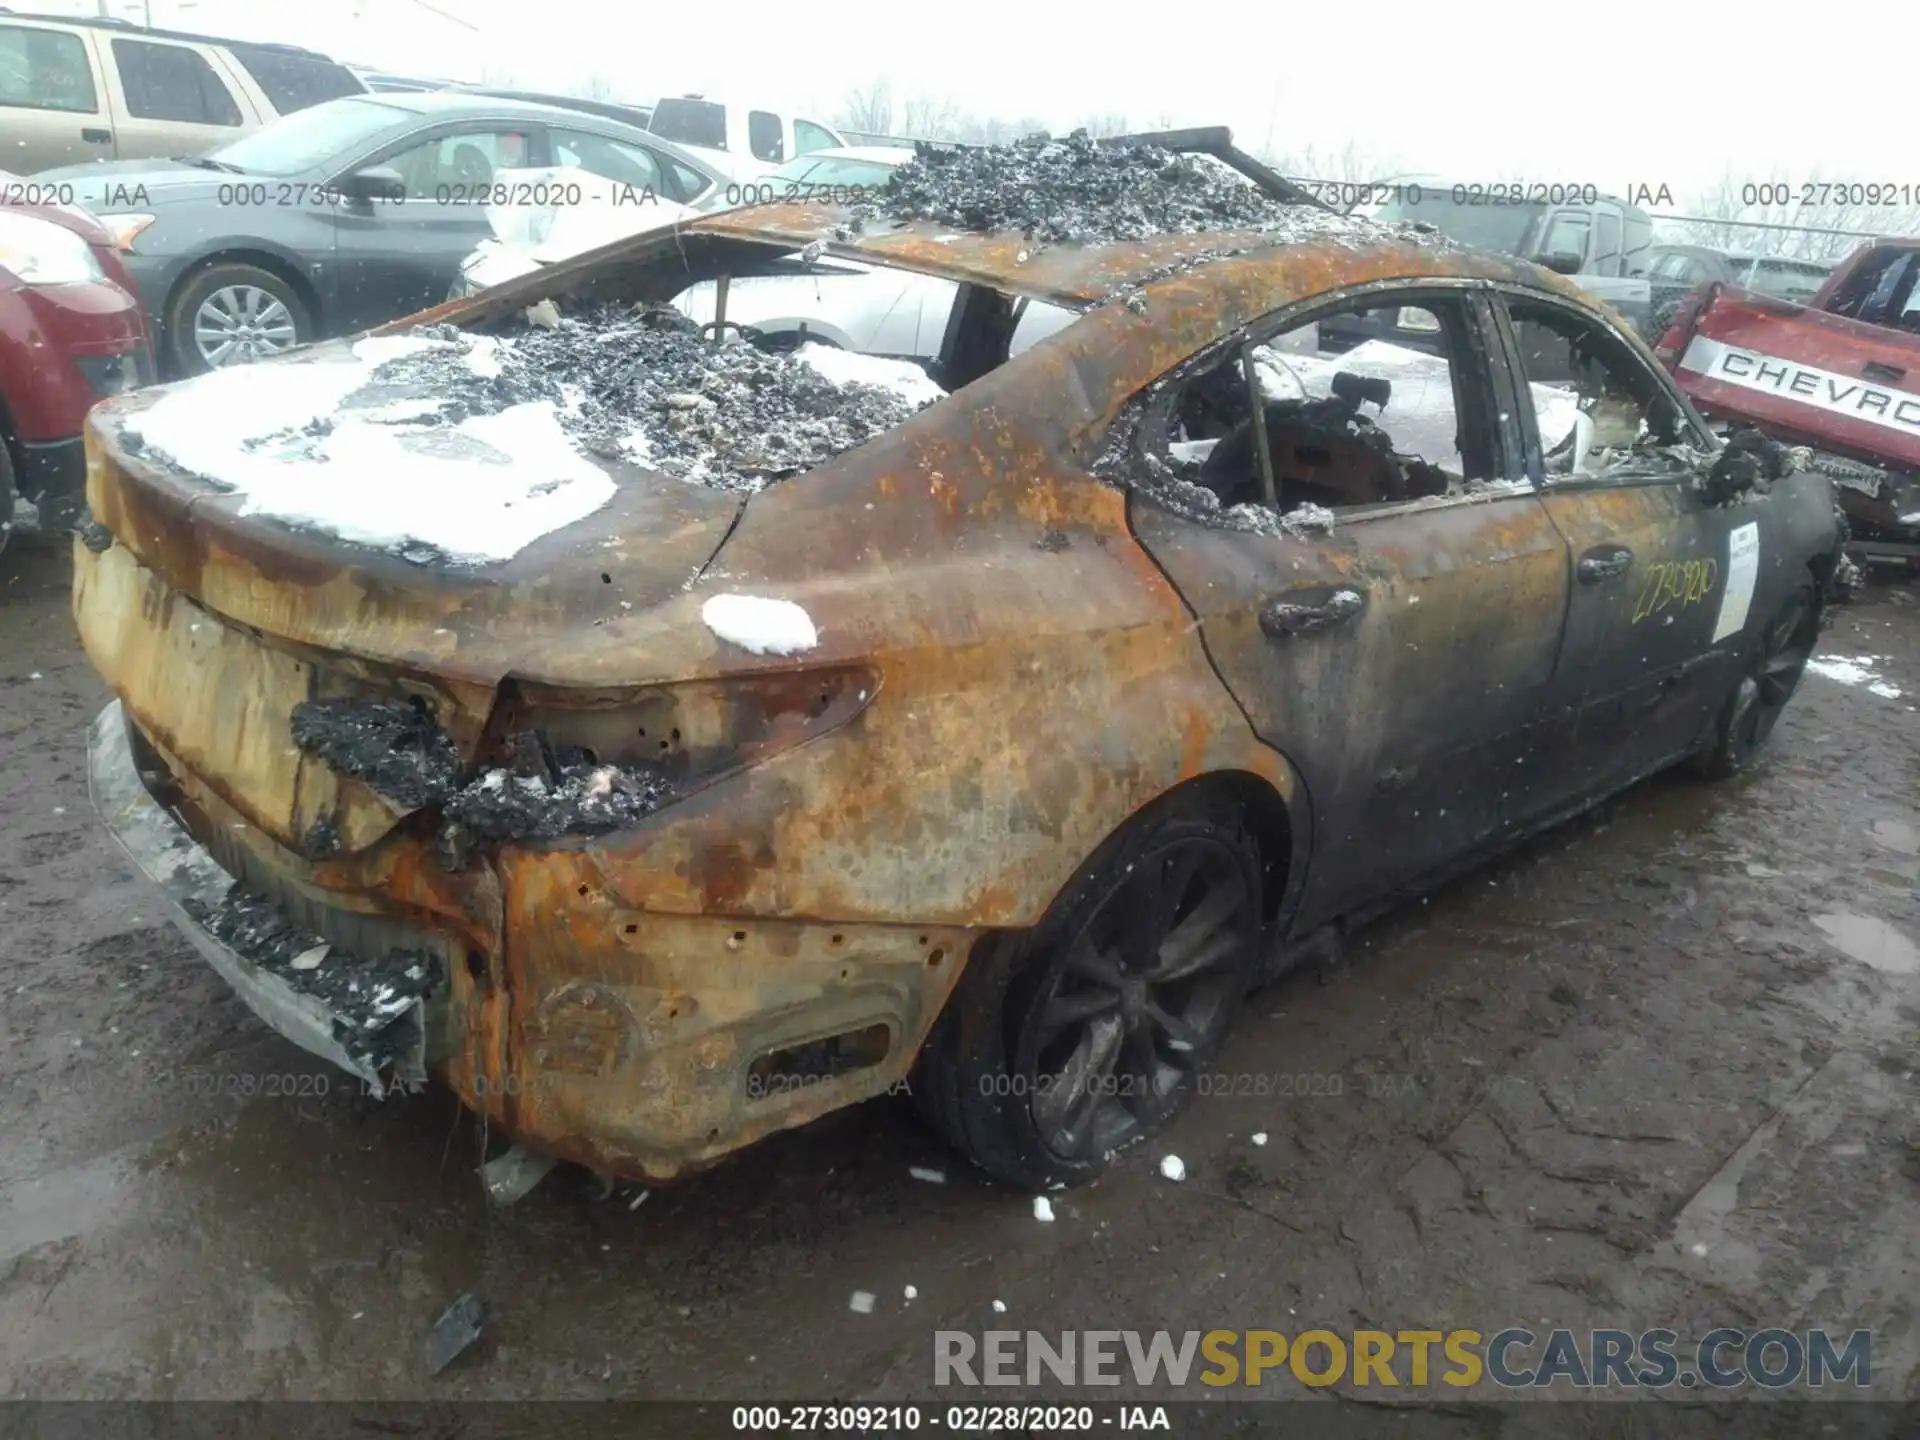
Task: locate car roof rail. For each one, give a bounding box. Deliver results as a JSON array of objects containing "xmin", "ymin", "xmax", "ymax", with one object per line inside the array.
[
  {"xmin": 1096, "ymin": 125, "xmax": 1330, "ymax": 211},
  {"xmin": 4, "ymin": 9, "xmax": 338, "ymax": 58}
]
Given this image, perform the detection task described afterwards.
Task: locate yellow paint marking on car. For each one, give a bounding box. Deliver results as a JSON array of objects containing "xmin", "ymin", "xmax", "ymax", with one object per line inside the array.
[{"xmin": 1631, "ymin": 557, "xmax": 1719, "ymax": 625}]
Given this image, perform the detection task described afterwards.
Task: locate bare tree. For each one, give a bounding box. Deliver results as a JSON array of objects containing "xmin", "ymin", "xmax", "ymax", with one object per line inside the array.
[
  {"xmin": 836, "ymin": 79, "xmax": 894, "ymax": 136},
  {"xmin": 901, "ymin": 93, "xmax": 966, "ymax": 140},
  {"xmin": 1262, "ymin": 138, "xmax": 1403, "ymax": 188},
  {"xmin": 1073, "ymin": 113, "xmax": 1134, "ymax": 138},
  {"xmin": 1667, "ymin": 167, "xmax": 1920, "ymax": 262}
]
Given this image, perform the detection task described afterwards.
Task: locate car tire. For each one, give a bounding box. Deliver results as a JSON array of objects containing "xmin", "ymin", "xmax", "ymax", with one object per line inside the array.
[
  {"xmin": 166, "ymin": 263, "xmax": 312, "ymax": 376},
  {"xmin": 1694, "ymin": 580, "xmax": 1820, "ymax": 780},
  {"xmin": 912, "ymin": 793, "xmax": 1265, "ymax": 1189}
]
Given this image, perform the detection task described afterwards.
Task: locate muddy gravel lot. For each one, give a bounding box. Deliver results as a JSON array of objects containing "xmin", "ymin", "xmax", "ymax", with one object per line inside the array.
[{"xmin": 1, "ymin": 537, "xmax": 1916, "ymax": 1421}]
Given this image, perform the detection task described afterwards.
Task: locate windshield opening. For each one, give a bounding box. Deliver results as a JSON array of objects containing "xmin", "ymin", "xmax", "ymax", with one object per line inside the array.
[
  {"xmin": 648, "ymin": 98, "xmax": 727, "ymax": 151},
  {"xmin": 763, "ymin": 155, "xmax": 898, "ymax": 191},
  {"xmin": 1739, "ymin": 258, "xmax": 1832, "ymax": 302},
  {"xmin": 1375, "ymin": 196, "xmax": 1544, "ymax": 256},
  {"xmin": 208, "ymin": 96, "xmax": 411, "ymax": 176}
]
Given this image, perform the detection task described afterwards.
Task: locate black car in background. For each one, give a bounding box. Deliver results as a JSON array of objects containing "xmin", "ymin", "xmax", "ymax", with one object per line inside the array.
[{"xmin": 39, "ymin": 92, "xmax": 723, "ymax": 374}]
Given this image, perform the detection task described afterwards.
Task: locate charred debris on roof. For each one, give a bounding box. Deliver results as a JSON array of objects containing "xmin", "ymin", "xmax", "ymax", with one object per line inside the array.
[
  {"xmin": 290, "ymin": 697, "xmax": 676, "ymax": 847},
  {"xmin": 848, "ymin": 130, "xmax": 1377, "ymax": 248},
  {"xmin": 123, "ymin": 307, "xmax": 940, "ymax": 513},
  {"xmin": 357, "ymin": 308, "xmax": 940, "ymax": 497}
]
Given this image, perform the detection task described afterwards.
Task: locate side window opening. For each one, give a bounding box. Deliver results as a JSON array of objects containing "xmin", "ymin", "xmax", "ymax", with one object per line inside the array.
[
  {"xmin": 383, "ymin": 129, "xmax": 530, "ymax": 198},
  {"xmin": 1505, "ymin": 299, "xmax": 1693, "ymax": 478},
  {"xmin": 112, "ymin": 38, "xmax": 242, "ymax": 125},
  {"xmin": 1536, "ymin": 213, "xmax": 1591, "ymax": 268},
  {"xmin": 0, "ymin": 25, "xmax": 99, "ymax": 114},
  {"xmin": 747, "ymin": 110, "xmax": 783, "ymax": 164},
  {"xmin": 552, "ymin": 129, "xmax": 664, "ymax": 193},
  {"xmin": 1146, "ymin": 298, "xmax": 1502, "ymax": 522},
  {"xmin": 794, "ymin": 119, "xmax": 836, "ymax": 157},
  {"xmin": 1826, "ymin": 247, "xmax": 1918, "ymax": 325},
  {"xmin": 227, "ymin": 44, "xmax": 361, "ymax": 114}
]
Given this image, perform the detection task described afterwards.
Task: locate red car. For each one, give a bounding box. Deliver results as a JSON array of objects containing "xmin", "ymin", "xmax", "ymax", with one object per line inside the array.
[
  {"xmin": 0, "ymin": 173, "xmax": 152, "ymax": 551},
  {"xmin": 1656, "ymin": 237, "xmax": 1920, "ymax": 564}
]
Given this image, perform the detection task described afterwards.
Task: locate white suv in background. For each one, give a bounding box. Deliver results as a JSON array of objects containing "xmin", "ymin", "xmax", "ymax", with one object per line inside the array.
[{"xmin": 644, "ymin": 94, "xmax": 846, "ymax": 183}]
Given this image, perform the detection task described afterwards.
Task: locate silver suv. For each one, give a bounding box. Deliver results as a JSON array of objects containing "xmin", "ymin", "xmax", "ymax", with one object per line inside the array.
[{"xmin": 0, "ymin": 12, "xmax": 363, "ymax": 174}]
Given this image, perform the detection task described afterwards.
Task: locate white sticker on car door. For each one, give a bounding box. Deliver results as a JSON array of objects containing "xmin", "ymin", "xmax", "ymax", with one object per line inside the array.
[{"xmin": 1713, "ymin": 522, "xmax": 1760, "ymax": 643}]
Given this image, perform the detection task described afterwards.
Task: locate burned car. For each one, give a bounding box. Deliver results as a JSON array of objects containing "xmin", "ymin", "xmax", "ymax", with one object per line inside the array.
[{"xmin": 75, "ymin": 130, "xmax": 1845, "ymax": 1191}]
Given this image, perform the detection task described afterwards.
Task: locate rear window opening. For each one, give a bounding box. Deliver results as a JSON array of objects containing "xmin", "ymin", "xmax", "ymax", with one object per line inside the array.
[
  {"xmin": 227, "ymin": 43, "xmax": 364, "ymax": 113},
  {"xmin": 1375, "ymin": 195, "xmax": 1545, "ymax": 255},
  {"xmin": 1824, "ymin": 247, "xmax": 1920, "ymax": 332},
  {"xmin": 114, "ymin": 229, "xmax": 1077, "ymax": 562},
  {"xmin": 648, "ymin": 96, "xmax": 727, "ymax": 151}
]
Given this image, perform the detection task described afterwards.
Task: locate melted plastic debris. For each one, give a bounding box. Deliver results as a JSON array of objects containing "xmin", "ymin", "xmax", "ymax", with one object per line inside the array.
[
  {"xmin": 183, "ymin": 885, "xmax": 437, "ymax": 1068},
  {"xmin": 852, "ymin": 132, "xmax": 1373, "ymax": 247},
  {"xmin": 425, "ymin": 1293, "xmax": 488, "ymax": 1375},
  {"xmin": 444, "ymin": 760, "xmax": 676, "ymax": 842},
  {"xmin": 290, "ymin": 697, "xmax": 676, "ymax": 841},
  {"xmin": 701, "ymin": 593, "xmax": 820, "ymax": 656},
  {"xmin": 290, "ymin": 698, "xmax": 461, "ymax": 811},
  {"xmin": 1279, "ymin": 502, "xmax": 1337, "ymax": 537}
]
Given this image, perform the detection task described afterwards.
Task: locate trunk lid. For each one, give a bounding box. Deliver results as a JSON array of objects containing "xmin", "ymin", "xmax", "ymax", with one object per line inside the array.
[{"xmin": 79, "ymin": 341, "xmax": 746, "ymax": 855}]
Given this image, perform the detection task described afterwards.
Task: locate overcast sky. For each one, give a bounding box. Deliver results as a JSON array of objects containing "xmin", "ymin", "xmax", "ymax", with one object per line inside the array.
[{"xmin": 76, "ymin": 0, "xmax": 1920, "ymax": 203}]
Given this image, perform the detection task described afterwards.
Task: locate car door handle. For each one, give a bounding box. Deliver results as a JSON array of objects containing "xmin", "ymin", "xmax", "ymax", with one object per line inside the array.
[
  {"xmin": 1576, "ymin": 546, "xmax": 1633, "ymax": 583},
  {"xmin": 81, "ymin": 127, "xmax": 112, "ymax": 144},
  {"xmin": 1258, "ymin": 587, "xmax": 1365, "ymax": 638},
  {"xmin": 1863, "ymin": 360, "xmax": 1906, "ymax": 383}
]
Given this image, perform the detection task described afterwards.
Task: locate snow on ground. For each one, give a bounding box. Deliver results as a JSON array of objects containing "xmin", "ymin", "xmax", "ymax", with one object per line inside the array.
[
  {"xmin": 121, "ymin": 336, "xmax": 616, "ymax": 564},
  {"xmin": 701, "ymin": 594, "xmax": 820, "ymax": 656},
  {"xmin": 1806, "ymin": 653, "xmax": 1904, "ymax": 699}
]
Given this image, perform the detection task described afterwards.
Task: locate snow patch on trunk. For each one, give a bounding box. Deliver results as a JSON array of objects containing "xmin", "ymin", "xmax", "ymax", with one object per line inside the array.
[
  {"xmin": 121, "ymin": 336, "xmax": 616, "ymax": 563},
  {"xmin": 701, "ymin": 593, "xmax": 820, "ymax": 656}
]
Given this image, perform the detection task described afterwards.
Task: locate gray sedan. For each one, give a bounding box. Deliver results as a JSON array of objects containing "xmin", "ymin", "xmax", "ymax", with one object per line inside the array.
[{"xmin": 41, "ymin": 92, "xmax": 725, "ymax": 374}]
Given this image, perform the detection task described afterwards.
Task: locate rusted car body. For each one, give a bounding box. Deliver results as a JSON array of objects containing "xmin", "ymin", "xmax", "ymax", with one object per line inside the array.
[{"xmin": 75, "ymin": 148, "xmax": 1845, "ymax": 1189}]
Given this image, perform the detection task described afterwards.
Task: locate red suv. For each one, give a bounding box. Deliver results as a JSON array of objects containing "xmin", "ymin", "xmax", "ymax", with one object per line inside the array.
[{"xmin": 0, "ymin": 172, "xmax": 152, "ymax": 552}]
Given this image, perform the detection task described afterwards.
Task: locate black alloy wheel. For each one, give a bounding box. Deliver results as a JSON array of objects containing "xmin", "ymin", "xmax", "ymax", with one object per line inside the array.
[{"xmin": 914, "ymin": 800, "xmax": 1265, "ymax": 1188}]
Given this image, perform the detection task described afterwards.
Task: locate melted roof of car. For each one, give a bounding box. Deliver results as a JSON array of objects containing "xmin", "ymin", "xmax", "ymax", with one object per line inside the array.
[{"xmin": 687, "ymin": 203, "xmax": 1509, "ymax": 307}]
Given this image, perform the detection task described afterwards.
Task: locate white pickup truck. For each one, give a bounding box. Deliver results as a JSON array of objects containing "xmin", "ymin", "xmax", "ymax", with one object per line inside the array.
[{"xmin": 643, "ymin": 95, "xmax": 848, "ymax": 184}]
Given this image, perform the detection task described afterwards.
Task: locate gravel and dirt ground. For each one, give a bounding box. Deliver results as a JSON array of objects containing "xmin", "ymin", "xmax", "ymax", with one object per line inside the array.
[{"xmin": 1, "ymin": 535, "xmax": 1916, "ymax": 1414}]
